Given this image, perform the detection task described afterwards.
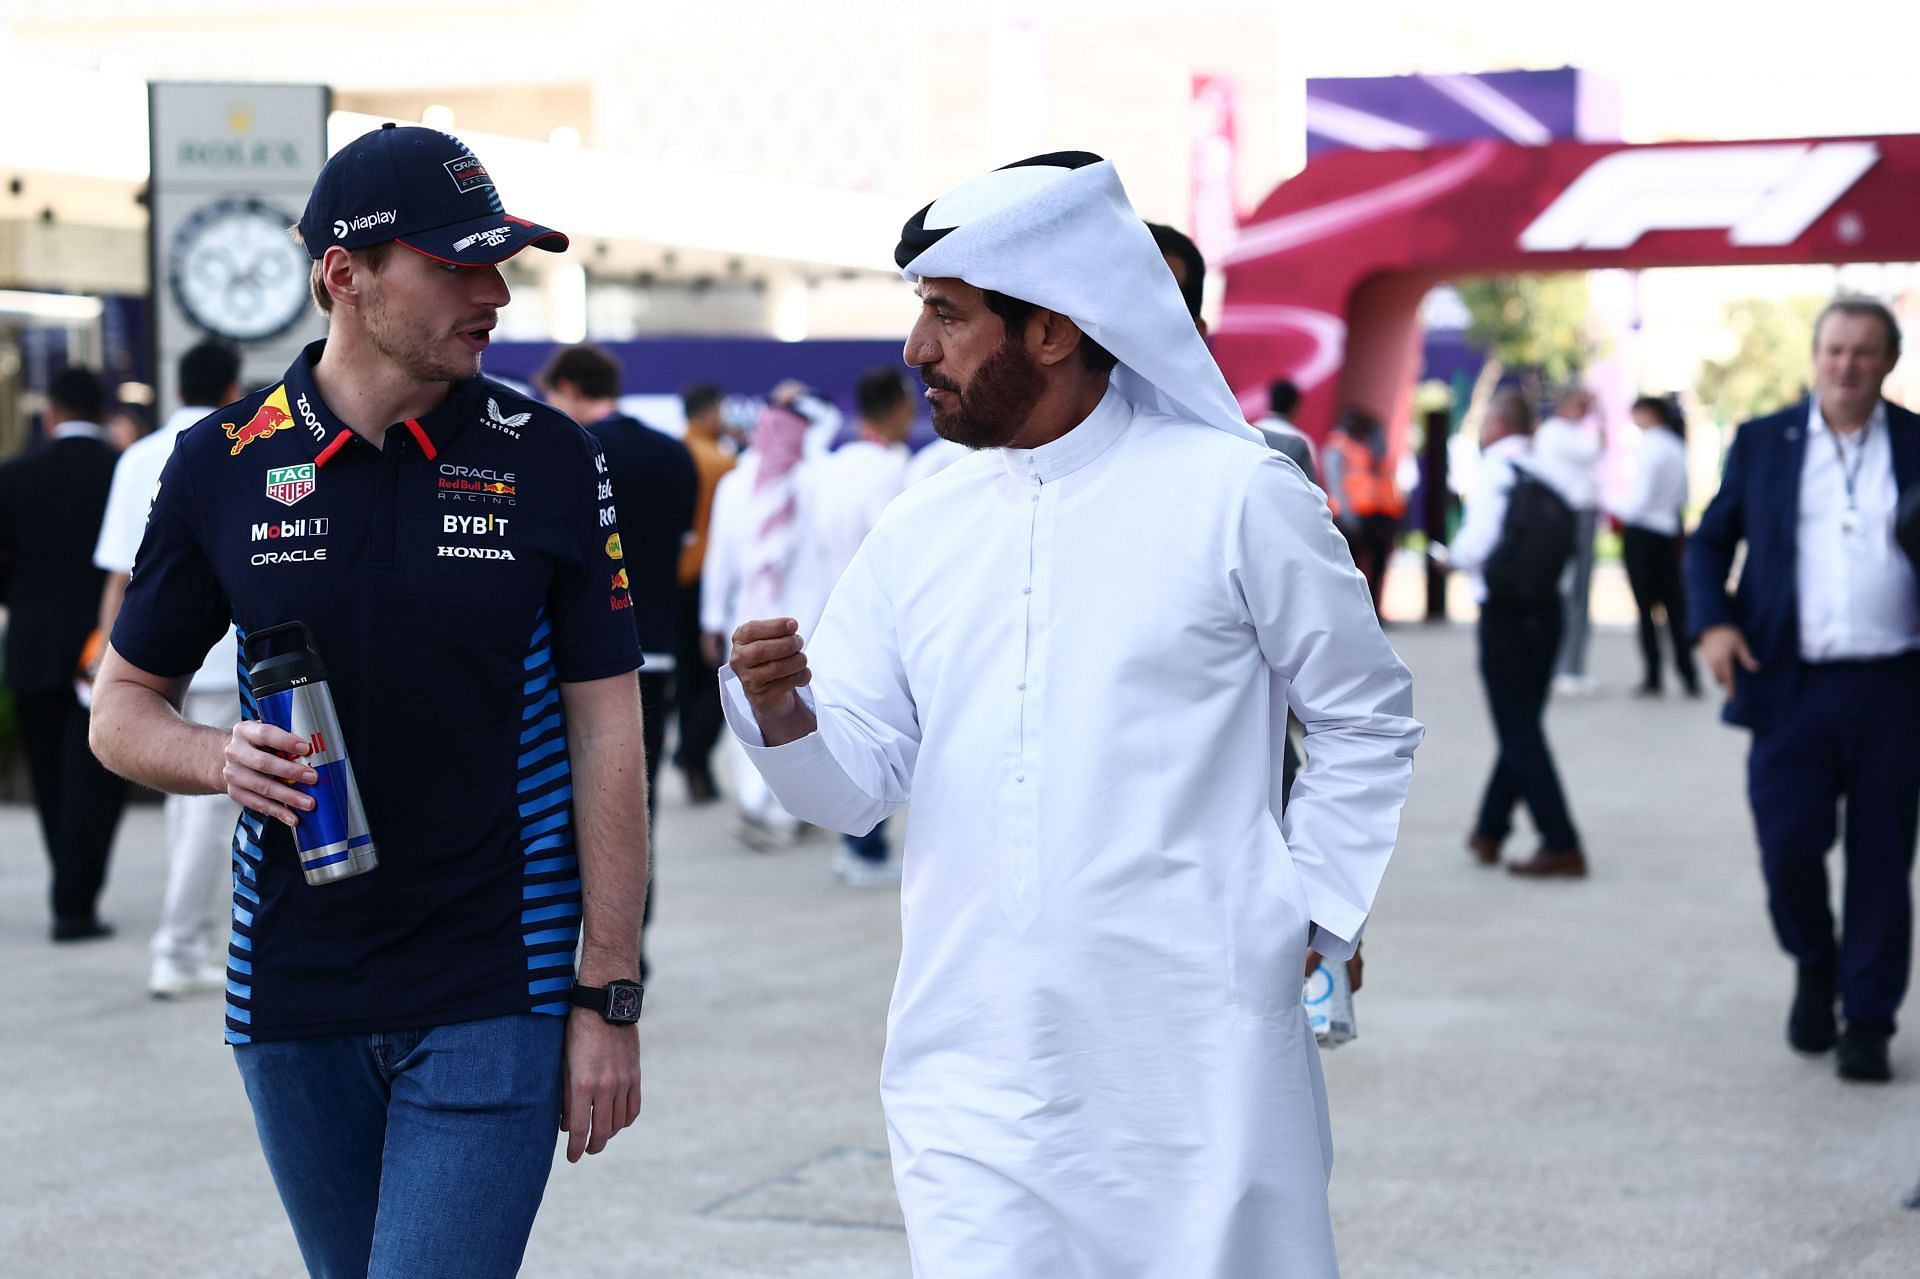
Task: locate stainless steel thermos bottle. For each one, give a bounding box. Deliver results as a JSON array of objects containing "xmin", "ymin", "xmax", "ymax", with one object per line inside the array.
[{"xmin": 247, "ymin": 622, "xmax": 378, "ymax": 885}]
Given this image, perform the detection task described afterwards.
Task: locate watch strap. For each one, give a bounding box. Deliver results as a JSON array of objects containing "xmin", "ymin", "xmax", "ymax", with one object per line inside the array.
[
  {"xmin": 567, "ymin": 982, "xmax": 603, "ymax": 1013},
  {"xmin": 569, "ymin": 979, "xmax": 643, "ymax": 1023}
]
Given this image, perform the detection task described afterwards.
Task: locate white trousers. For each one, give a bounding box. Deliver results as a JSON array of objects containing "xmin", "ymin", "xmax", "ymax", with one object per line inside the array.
[{"xmin": 149, "ymin": 690, "xmax": 242, "ymax": 967}]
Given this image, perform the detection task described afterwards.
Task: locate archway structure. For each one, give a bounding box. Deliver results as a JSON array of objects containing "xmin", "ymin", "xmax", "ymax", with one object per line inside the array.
[{"xmin": 1210, "ymin": 134, "xmax": 1920, "ymax": 442}]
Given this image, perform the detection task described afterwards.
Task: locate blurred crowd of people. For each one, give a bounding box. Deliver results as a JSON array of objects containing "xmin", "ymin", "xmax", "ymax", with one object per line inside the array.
[
  {"xmin": 0, "ymin": 335, "xmax": 958, "ymax": 1001},
  {"xmin": 1436, "ymin": 296, "xmax": 1913, "ymax": 1082},
  {"xmin": 0, "ymin": 236, "xmax": 1909, "ymax": 1112}
]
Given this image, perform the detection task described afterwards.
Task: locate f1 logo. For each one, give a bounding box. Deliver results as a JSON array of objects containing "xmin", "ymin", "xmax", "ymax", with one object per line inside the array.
[{"xmin": 1519, "ymin": 142, "xmax": 1879, "ymax": 252}]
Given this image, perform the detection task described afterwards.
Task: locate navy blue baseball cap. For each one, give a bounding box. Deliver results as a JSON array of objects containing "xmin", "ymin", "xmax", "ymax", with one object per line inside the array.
[{"xmin": 299, "ymin": 123, "xmax": 569, "ymax": 266}]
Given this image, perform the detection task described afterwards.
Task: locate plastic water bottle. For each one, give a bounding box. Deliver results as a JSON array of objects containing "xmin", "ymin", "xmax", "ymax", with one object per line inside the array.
[
  {"xmin": 247, "ymin": 622, "xmax": 378, "ymax": 885},
  {"xmin": 1303, "ymin": 958, "xmax": 1356, "ymax": 1047}
]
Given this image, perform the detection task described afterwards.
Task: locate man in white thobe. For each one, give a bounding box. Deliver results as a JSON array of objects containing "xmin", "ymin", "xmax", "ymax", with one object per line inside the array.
[
  {"xmin": 702, "ymin": 401, "xmax": 820, "ymax": 847},
  {"xmin": 806, "ymin": 368, "xmax": 915, "ymax": 884},
  {"xmin": 723, "ymin": 152, "xmax": 1422, "ymax": 1277},
  {"xmin": 806, "ymin": 369, "xmax": 913, "ymax": 600}
]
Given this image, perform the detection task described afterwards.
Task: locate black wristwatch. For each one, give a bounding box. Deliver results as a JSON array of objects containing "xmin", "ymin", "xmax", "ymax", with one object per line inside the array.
[{"xmin": 569, "ymin": 979, "xmax": 643, "ymax": 1024}]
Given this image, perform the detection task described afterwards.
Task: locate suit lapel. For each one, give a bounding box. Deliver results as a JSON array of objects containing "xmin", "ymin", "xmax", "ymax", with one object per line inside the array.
[
  {"xmin": 1887, "ymin": 400, "xmax": 1920, "ymax": 493},
  {"xmin": 1769, "ymin": 400, "xmax": 1812, "ymax": 566}
]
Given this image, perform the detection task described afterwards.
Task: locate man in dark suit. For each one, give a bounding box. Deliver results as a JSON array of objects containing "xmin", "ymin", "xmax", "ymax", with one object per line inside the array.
[
  {"xmin": 1687, "ymin": 297, "xmax": 1919, "ymax": 1083},
  {"xmin": 541, "ymin": 344, "xmax": 697, "ymax": 980},
  {"xmin": 0, "ymin": 366, "xmax": 129, "ymax": 940}
]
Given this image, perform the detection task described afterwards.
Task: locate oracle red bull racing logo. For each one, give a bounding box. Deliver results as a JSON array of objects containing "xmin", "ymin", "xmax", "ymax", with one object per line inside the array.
[
  {"xmin": 226, "ymin": 386, "xmax": 295, "ymax": 456},
  {"xmin": 436, "ymin": 463, "xmax": 517, "ymax": 504}
]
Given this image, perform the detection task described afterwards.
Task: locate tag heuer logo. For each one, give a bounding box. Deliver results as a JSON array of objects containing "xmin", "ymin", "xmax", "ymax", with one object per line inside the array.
[{"xmin": 265, "ymin": 464, "xmax": 316, "ymax": 508}]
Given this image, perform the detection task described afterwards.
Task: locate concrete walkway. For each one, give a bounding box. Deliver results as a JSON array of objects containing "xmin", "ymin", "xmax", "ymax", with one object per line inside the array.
[{"xmin": 1, "ymin": 620, "xmax": 1915, "ymax": 1277}]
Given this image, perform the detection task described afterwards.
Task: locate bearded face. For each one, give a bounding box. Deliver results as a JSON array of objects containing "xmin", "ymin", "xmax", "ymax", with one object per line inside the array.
[
  {"xmin": 354, "ymin": 250, "xmax": 504, "ymax": 385},
  {"xmin": 920, "ymin": 329, "xmax": 1047, "ymax": 450}
]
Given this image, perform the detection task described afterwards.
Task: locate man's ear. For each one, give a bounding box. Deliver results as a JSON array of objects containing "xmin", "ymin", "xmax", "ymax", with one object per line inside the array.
[
  {"xmin": 1031, "ymin": 309, "xmax": 1089, "ymax": 369},
  {"xmin": 320, "ymin": 246, "xmax": 361, "ymax": 310}
]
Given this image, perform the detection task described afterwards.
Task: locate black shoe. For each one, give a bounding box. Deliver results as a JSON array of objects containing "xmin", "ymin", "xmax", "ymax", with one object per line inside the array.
[
  {"xmin": 1633, "ymin": 683, "xmax": 1663, "ymax": 699},
  {"xmin": 684, "ymin": 769, "xmax": 721, "ymax": 806},
  {"xmin": 1788, "ymin": 967, "xmax": 1838, "ymax": 1053},
  {"xmin": 51, "ymin": 917, "xmax": 114, "ymax": 944},
  {"xmin": 1836, "ymin": 1023, "xmax": 1893, "ymax": 1082}
]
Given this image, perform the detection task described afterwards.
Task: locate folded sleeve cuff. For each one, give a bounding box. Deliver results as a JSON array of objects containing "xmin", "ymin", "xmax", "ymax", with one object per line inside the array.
[
  {"xmin": 718, "ymin": 666, "xmax": 818, "ymax": 747},
  {"xmin": 718, "ymin": 668, "xmax": 887, "ymax": 831},
  {"xmin": 1307, "ymin": 921, "xmax": 1362, "ymax": 962}
]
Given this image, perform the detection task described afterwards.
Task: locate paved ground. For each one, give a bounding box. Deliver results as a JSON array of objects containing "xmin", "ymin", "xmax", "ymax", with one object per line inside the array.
[{"xmin": 3, "ymin": 596, "xmax": 1917, "ymax": 1276}]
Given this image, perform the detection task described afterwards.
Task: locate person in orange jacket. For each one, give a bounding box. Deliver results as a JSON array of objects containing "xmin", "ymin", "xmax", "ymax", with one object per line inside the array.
[{"xmin": 1322, "ymin": 406, "xmax": 1404, "ymax": 614}]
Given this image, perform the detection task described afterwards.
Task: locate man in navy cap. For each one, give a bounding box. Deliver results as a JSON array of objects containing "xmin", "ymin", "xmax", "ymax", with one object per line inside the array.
[{"xmin": 91, "ymin": 126, "xmax": 650, "ymax": 1275}]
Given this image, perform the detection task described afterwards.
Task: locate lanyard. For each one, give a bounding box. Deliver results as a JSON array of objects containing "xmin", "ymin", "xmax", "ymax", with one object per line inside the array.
[{"xmin": 1827, "ymin": 423, "xmax": 1870, "ymax": 512}]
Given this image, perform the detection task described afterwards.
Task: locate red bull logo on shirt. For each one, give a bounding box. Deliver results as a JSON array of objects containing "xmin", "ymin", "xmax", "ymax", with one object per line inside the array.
[{"xmin": 227, "ymin": 386, "xmax": 295, "ymax": 456}]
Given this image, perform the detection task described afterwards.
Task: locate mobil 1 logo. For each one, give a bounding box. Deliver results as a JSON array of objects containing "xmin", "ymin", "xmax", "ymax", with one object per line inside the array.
[{"xmin": 250, "ymin": 515, "xmax": 329, "ymax": 566}]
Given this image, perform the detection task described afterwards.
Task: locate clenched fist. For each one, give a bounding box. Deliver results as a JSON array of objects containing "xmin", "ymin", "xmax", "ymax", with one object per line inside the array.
[{"xmin": 729, "ymin": 618, "xmax": 818, "ymax": 746}]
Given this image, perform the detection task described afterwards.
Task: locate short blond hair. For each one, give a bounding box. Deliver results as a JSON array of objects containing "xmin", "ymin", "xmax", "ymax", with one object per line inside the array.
[{"xmin": 290, "ymin": 227, "xmax": 393, "ymax": 314}]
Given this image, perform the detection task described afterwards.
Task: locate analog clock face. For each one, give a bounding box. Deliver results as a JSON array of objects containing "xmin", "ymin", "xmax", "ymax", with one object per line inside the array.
[{"xmin": 169, "ymin": 197, "xmax": 311, "ymax": 343}]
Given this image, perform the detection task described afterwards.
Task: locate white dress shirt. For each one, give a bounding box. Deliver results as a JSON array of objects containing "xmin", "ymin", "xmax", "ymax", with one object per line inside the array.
[
  {"xmin": 1530, "ymin": 414, "xmax": 1602, "ymax": 510},
  {"xmin": 1450, "ymin": 434, "xmax": 1537, "ymax": 604},
  {"xmin": 1613, "ymin": 427, "xmax": 1688, "ymax": 536},
  {"xmin": 94, "ymin": 406, "xmax": 239, "ymax": 693},
  {"xmin": 718, "ymin": 388, "xmax": 1420, "ymax": 1276},
  {"xmin": 1796, "ymin": 399, "xmax": 1920, "ymax": 662},
  {"xmin": 805, "ymin": 436, "xmax": 908, "ymax": 593}
]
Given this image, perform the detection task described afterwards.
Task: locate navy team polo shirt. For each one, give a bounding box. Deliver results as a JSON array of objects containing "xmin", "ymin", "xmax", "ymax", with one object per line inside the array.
[{"xmin": 113, "ymin": 341, "xmax": 642, "ymax": 1043}]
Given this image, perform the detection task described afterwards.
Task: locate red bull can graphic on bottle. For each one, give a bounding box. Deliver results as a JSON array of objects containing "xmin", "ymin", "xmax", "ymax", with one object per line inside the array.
[{"xmin": 246, "ymin": 622, "xmax": 378, "ymax": 885}]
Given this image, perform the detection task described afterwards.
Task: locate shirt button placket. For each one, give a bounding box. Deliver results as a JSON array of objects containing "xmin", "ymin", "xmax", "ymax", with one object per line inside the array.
[{"xmin": 1000, "ymin": 471, "xmax": 1046, "ymax": 926}]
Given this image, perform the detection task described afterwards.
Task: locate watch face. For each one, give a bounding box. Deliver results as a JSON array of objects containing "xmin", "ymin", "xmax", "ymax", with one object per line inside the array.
[
  {"xmin": 607, "ymin": 983, "xmax": 643, "ymax": 1023},
  {"xmin": 169, "ymin": 196, "xmax": 312, "ymax": 343}
]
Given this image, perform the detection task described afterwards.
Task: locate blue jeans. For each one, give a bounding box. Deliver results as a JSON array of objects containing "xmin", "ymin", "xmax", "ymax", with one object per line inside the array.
[
  {"xmin": 844, "ymin": 817, "xmax": 889, "ymax": 863},
  {"xmin": 233, "ymin": 1013, "xmax": 565, "ymax": 1278}
]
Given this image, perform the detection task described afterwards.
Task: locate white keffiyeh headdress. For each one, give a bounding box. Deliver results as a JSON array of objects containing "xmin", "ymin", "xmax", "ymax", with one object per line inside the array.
[{"xmin": 895, "ymin": 152, "xmax": 1258, "ymax": 444}]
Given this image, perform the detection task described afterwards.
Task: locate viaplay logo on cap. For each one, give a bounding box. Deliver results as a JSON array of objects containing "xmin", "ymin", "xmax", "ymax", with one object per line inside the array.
[
  {"xmin": 444, "ymin": 156, "xmax": 493, "ymax": 195},
  {"xmin": 331, "ymin": 210, "xmax": 398, "ymax": 240}
]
